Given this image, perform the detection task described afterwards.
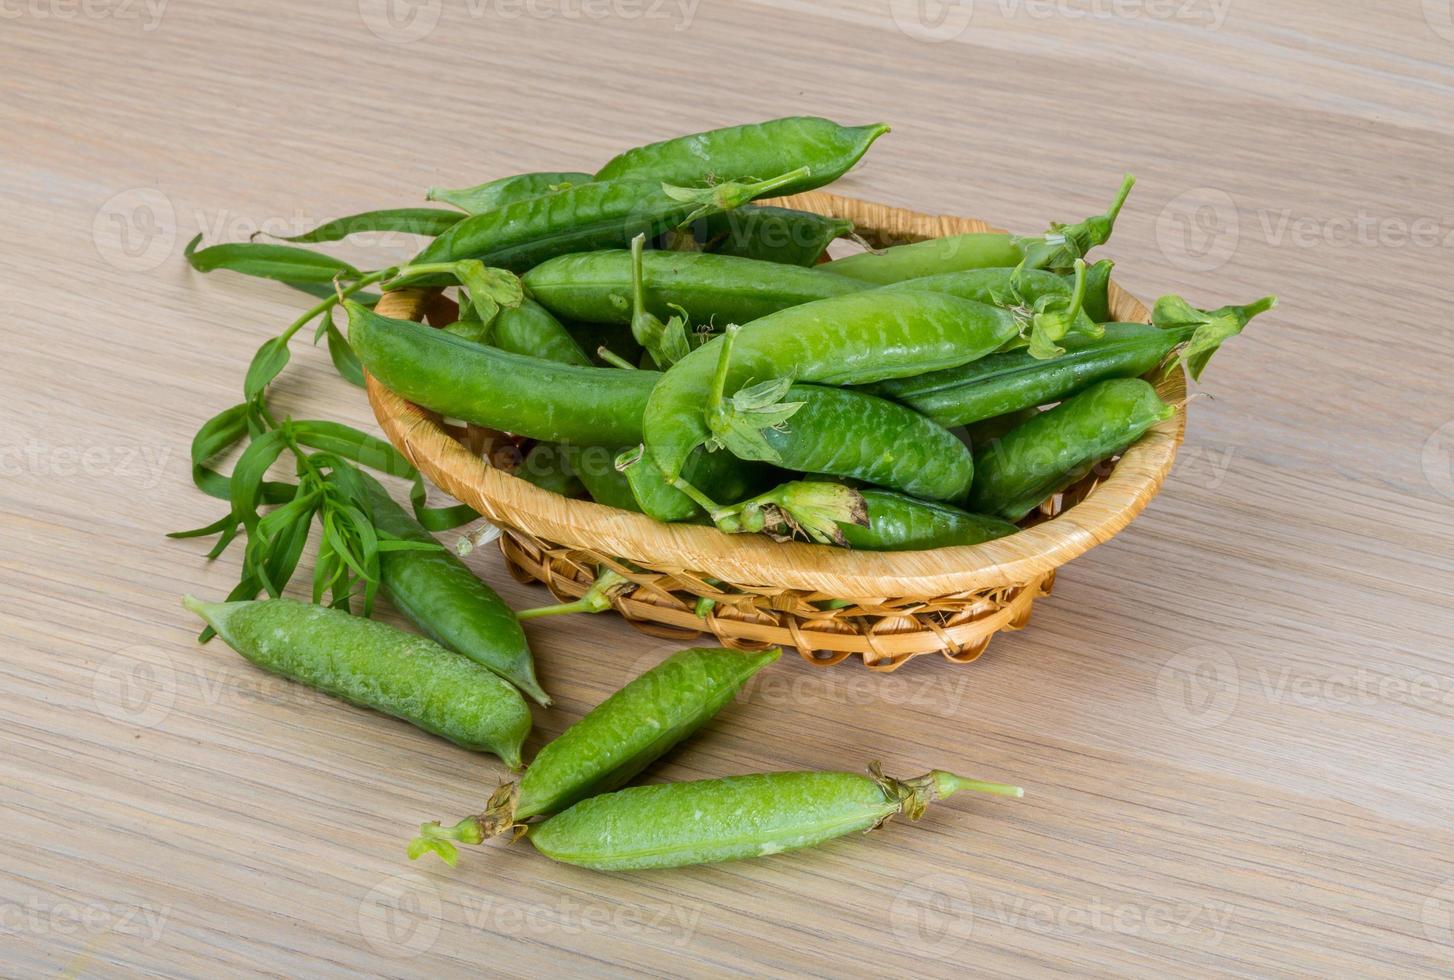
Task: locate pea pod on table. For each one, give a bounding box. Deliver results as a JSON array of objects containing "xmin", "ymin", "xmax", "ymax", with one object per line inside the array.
[
  {"xmin": 824, "ymin": 174, "xmax": 1135, "ymax": 283},
  {"xmin": 526, "ymin": 765, "xmax": 1022, "ymax": 871},
  {"xmin": 351, "ymin": 470, "xmax": 551, "ymax": 706},
  {"xmin": 967, "ymin": 377, "xmax": 1176, "ymax": 522},
  {"xmin": 183, "ymin": 596, "xmax": 532, "ymax": 767},
  {"xmin": 594, "ymin": 115, "xmax": 889, "ymax": 197},
  {"xmin": 409, "ymin": 646, "xmax": 781, "ymax": 863}
]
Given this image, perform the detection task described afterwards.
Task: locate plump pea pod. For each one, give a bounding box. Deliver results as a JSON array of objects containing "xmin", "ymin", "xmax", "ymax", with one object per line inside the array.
[
  {"xmin": 618, "ymin": 443, "xmax": 768, "ymax": 522},
  {"xmin": 522, "ymin": 248, "xmax": 866, "ymax": 327},
  {"xmin": 643, "ymin": 290, "xmax": 1019, "ymax": 483},
  {"xmin": 839, "ymin": 491, "xmax": 1019, "ymax": 551},
  {"xmin": 408, "ymin": 168, "xmax": 810, "ymax": 274},
  {"xmin": 967, "ymin": 378, "xmax": 1176, "ymax": 521},
  {"xmin": 883, "ymin": 265, "xmax": 1100, "ymax": 346},
  {"xmin": 353, "ymin": 472, "xmax": 551, "ymax": 706},
  {"xmin": 1082, "ymin": 258, "xmax": 1116, "ymax": 323},
  {"xmin": 427, "ymin": 171, "xmax": 593, "ymax": 214},
  {"xmin": 595, "ymin": 116, "xmax": 889, "ymax": 197},
  {"xmin": 873, "ymin": 296, "xmax": 1276, "ymax": 428},
  {"xmin": 964, "ymin": 407, "xmax": 1041, "ymax": 450},
  {"xmin": 409, "ymin": 647, "xmax": 781, "ymax": 862},
  {"xmin": 526, "ymin": 764, "xmax": 1022, "ymax": 871},
  {"xmin": 349, "ymin": 301, "xmax": 656, "ymax": 446},
  {"xmin": 825, "ymin": 175, "xmax": 1135, "ymax": 283},
  {"xmin": 688, "ymin": 206, "xmax": 853, "ymax": 266},
  {"xmin": 183, "ymin": 596, "xmax": 531, "ymax": 767}
]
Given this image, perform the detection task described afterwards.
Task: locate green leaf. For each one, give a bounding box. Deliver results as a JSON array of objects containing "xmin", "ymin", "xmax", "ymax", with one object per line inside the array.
[
  {"xmin": 243, "ymin": 336, "xmax": 292, "ymax": 400},
  {"xmin": 270, "ymin": 208, "xmax": 462, "ymax": 244},
  {"xmin": 706, "ymin": 376, "xmax": 805, "ymax": 463},
  {"xmin": 183, "ymin": 402, "xmax": 294, "ymax": 504},
  {"xmin": 229, "ymin": 428, "xmax": 292, "ymax": 534},
  {"xmin": 185, "ymin": 234, "xmax": 361, "ymax": 284}
]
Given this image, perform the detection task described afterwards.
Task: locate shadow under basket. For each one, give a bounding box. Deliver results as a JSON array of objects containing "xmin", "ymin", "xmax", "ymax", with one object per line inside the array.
[{"xmin": 365, "ymin": 190, "xmax": 1187, "ymax": 671}]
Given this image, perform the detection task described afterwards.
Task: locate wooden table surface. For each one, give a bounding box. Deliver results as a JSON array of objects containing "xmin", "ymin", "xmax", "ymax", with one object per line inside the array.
[{"xmin": 4, "ymin": 2, "xmax": 1453, "ymax": 976}]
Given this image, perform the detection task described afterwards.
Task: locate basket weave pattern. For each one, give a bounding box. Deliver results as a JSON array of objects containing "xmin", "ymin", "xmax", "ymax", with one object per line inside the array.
[{"xmin": 365, "ymin": 191, "xmax": 1187, "ymax": 671}]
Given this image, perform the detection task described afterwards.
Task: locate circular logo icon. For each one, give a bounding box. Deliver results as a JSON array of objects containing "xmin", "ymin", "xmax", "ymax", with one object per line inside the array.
[
  {"xmin": 890, "ymin": 873, "xmax": 975, "ymax": 958},
  {"xmin": 1154, "ymin": 187, "xmax": 1240, "ymax": 273},
  {"xmin": 1422, "ymin": 878, "xmax": 1454, "ymax": 946},
  {"xmin": 1421, "ymin": 419, "xmax": 1454, "ymax": 501},
  {"xmin": 93, "ymin": 187, "xmax": 176, "ymax": 273},
  {"xmin": 358, "ymin": 873, "xmax": 442, "ymax": 958},
  {"xmin": 358, "ymin": 0, "xmax": 442, "ymax": 43},
  {"xmin": 1424, "ymin": 0, "xmax": 1454, "ymax": 42},
  {"xmin": 93, "ymin": 647, "xmax": 177, "ymax": 728},
  {"xmin": 888, "ymin": 0, "xmax": 975, "ymax": 42},
  {"xmin": 1156, "ymin": 646, "xmax": 1240, "ymax": 730}
]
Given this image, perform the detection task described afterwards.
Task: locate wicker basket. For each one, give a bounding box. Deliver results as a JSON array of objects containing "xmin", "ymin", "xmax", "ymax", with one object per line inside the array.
[{"xmin": 364, "ymin": 191, "xmax": 1187, "ymax": 671}]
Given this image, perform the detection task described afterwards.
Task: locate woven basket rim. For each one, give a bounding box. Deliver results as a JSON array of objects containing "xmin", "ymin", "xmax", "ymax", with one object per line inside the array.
[{"xmin": 364, "ymin": 190, "xmax": 1187, "ymax": 596}]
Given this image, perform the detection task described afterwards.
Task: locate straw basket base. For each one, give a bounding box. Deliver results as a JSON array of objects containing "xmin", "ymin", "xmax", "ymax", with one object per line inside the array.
[{"xmin": 364, "ymin": 190, "xmax": 1186, "ymax": 671}]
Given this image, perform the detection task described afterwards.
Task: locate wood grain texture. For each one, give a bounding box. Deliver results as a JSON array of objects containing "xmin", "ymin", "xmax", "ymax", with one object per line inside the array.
[{"xmin": 2, "ymin": 1, "xmax": 1452, "ymax": 976}]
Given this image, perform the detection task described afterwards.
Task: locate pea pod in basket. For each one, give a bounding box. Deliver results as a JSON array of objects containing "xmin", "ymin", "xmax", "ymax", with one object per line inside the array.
[
  {"xmin": 687, "ymin": 205, "xmax": 853, "ymax": 266},
  {"xmin": 409, "ymin": 646, "xmax": 780, "ymax": 863}
]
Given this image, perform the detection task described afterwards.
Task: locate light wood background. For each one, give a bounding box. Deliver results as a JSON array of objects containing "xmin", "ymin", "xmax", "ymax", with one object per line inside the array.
[{"xmin": 4, "ymin": 2, "xmax": 1453, "ymax": 976}]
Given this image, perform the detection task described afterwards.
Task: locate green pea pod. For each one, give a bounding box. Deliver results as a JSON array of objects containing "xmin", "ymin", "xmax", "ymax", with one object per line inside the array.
[
  {"xmin": 825, "ymin": 175, "xmax": 1135, "ymax": 282},
  {"xmin": 1081, "ymin": 258, "xmax": 1116, "ymax": 323},
  {"xmin": 271, "ymin": 208, "xmax": 463, "ymax": 244},
  {"xmin": 351, "ymin": 472, "xmax": 550, "ymax": 706},
  {"xmin": 643, "ymin": 290, "xmax": 1019, "ymax": 484},
  {"xmin": 522, "ymin": 248, "xmax": 866, "ymax": 327},
  {"xmin": 562, "ymin": 445, "xmax": 642, "ymax": 511},
  {"xmin": 409, "ymin": 646, "xmax": 781, "ymax": 863},
  {"xmin": 348, "ymin": 301, "xmax": 656, "ymax": 446},
  {"xmin": 618, "ymin": 444, "xmax": 766, "ymax": 522},
  {"xmin": 183, "ymin": 596, "xmax": 531, "ymax": 767},
  {"xmin": 873, "ymin": 296, "xmax": 1275, "ymax": 428},
  {"xmin": 446, "ymin": 297, "xmax": 592, "ymax": 367},
  {"xmin": 964, "ymin": 407, "xmax": 1042, "ymax": 450},
  {"xmin": 511, "ymin": 442, "xmax": 585, "ymax": 499},
  {"xmin": 690, "ymin": 205, "xmax": 853, "ymax": 266},
  {"xmin": 427, "ymin": 171, "xmax": 593, "ymax": 214},
  {"xmin": 882, "ymin": 265, "xmax": 1101, "ymax": 343},
  {"xmin": 967, "ymin": 378, "xmax": 1176, "ymax": 522},
  {"xmin": 526, "ymin": 765, "xmax": 1021, "ymax": 871},
  {"xmin": 595, "ymin": 116, "xmax": 889, "ymax": 197},
  {"xmin": 839, "ymin": 491, "xmax": 1019, "ymax": 551},
  {"xmin": 408, "ymin": 168, "xmax": 810, "ymax": 274}
]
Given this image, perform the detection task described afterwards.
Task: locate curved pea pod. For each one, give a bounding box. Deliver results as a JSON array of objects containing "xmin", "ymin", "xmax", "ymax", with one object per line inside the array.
[
  {"xmin": 409, "ymin": 647, "xmax": 781, "ymax": 862},
  {"xmin": 1081, "ymin": 258, "xmax": 1116, "ymax": 323},
  {"xmin": 874, "ymin": 296, "xmax": 1275, "ymax": 428},
  {"xmin": 642, "ymin": 290, "xmax": 1019, "ymax": 484},
  {"xmin": 353, "ymin": 472, "xmax": 550, "ymax": 706},
  {"xmin": 825, "ymin": 174, "xmax": 1135, "ymax": 282},
  {"xmin": 689, "ymin": 205, "xmax": 853, "ymax": 266},
  {"xmin": 348, "ymin": 301, "xmax": 656, "ymax": 446},
  {"xmin": 448, "ymin": 297, "xmax": 591, "ymax": 366},
  {"xmin": 967, "ymin": 378, "xmax": 1175, "ymax": 522},
  {"xmin": 183, "ymin": 596, "xmax": 531, "ymax": 767},
  {"xmin": 427, "ymin": 171, "xmax": 593, "ymax": 214},
  {"xmin": 964, "ymin": 407, "xmax": 1042, "ymax": 450},
  {"xmin": 526, "ymin": 765, "xmax": 1021, "ymax": 871},
  {"xmin": 839, "ymin": 491, "xmax": 1019, "ymax": 551},
  {"xmin": 408, "ymin": 169, "xmax": 808, "ymax": 274},
  {"xmin": 619, "ymin": 445, "xmax": 766, "ymax": 522},
  {"xmin": 595, "ymin": 116, "xmax": 889, "ymax": 197},
  {"xmin": 522, "ymin": 249, "xmax": 866, "ymax": 327}
]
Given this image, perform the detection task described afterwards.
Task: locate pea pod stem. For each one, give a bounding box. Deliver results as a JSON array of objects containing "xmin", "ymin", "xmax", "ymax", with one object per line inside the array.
[
  {"xmin": 596, "ymin": 346, "xmax": 639, "ymax": 370},
  {"xmin": 516, "ymin": 567, "xmax": 632, "ymax": 620}
]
